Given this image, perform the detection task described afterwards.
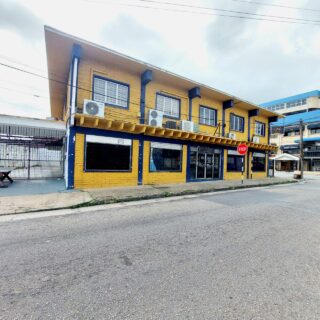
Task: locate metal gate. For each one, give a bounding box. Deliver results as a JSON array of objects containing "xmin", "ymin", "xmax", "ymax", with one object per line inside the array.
[{"xmin": 0, "ymin": 122, "xmax": 65, "ymax": 180}]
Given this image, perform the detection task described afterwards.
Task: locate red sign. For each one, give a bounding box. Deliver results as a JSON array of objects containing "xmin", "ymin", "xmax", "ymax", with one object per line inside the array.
[{"xmin": 237, "ymin": 144, "xmax": 248, "ymax": 155}]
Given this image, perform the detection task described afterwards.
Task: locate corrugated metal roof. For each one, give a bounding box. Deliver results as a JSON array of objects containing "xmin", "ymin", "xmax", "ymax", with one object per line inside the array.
[
  {"xmin": 260, "ymin": 90, "xmax": 319, "ymax": 108},
  {"xmin": 271, "ymin": 110, "xmax": 320, "ymax": 127},
  {"xmin": 0, "ymin": 114, "xmax": 65, "ymax": 131}
]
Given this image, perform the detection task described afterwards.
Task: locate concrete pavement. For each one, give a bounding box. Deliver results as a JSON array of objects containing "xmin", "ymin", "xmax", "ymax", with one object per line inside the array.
[
  {"xmin": 0, "ymin": 178, "xmax": 319, "ymax": 319},
  {"xmin": 0, "ymin": 177, "xmax": 296, "ymax": 215}
]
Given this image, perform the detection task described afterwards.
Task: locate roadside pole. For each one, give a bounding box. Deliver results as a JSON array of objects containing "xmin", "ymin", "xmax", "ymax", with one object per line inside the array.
[
  {"xmin": 237, "ymin": 143, "xmax": 248, "ymax": 185},
  {"xmin": 299, "ymin": 119, "xmax": 304, "ymax": 179}
]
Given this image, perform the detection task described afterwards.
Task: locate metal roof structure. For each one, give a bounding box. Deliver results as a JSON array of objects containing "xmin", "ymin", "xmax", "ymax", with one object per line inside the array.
[
  {"xmin": 271, "ymin": 109, "xmax": 320, "ymax": 127},
  {"xmin": 260, "ymin": 90, "xmax": 319, "ymax": 108}
]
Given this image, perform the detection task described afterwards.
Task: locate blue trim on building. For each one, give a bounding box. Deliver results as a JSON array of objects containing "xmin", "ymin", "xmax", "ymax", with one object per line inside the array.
[
  {"xmin": 155, "ymin": 92, "xmax": 181, "ymax": 119},
  {"xmin": 271, "ymin": 109, "xmax": 320, "ymax": 127},
  {"xmin": 92, "ymin": 74, "xmax": 130, "ymax": 109},
  {"xmin": 222, "ymin": 100, "xmax": 234, "ymax": 137},
  {"xmin": 260, "ymin": 90, "xmax": 319, "ymax": 108},
  {"xmin": 67, "ymin": 126, "xmax": 76, "ymax": 189},
  {"xmin": 140, "ymin": 70, "xmax": 153, "ymax": 125},
  {"xmin": 294, "ymin": 137, "xmax": 320, "ymax": 143},
  {"xmin": 199, "ymin": 105, "xmax": 218, "ymax": 127},
  {"xmin": 188, "ymin": 87, "xmax": 201, "ymax": 121}
]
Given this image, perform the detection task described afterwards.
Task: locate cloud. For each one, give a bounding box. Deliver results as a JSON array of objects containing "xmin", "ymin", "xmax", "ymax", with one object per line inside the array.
[
  {"xmin": 203, "ymin": 1, "xmax": 320, "ymax": 104},
  {"xmin": 100, "ymin": 14, "xmax": 167, "ymax": 65},
  {"xmin": 0, "ymin": 1, "xmax": 43, "ymax": 40}
]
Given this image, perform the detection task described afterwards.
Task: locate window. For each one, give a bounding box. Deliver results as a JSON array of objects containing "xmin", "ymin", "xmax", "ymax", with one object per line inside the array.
[
  {"xmin": 252, "ymin": 152, "xmax": 266, "ymax": 172},
  {"xmin": 285, "ymin": 131, "xmax": 299, "ymax": 137},
  {"xmin": 227, "ymin": 150, "xmax": 244, "ymax": 172},
  {"xmin": 156, "ymin": 94, "xmax": 180, "ymax": 118},
  {"xmin": 93, "ymin": 76, "xmax": 129, "ymax": 108},
  {"xmin": 310, "ymin": 128, "xmax": 320, "ymax": 134},
  {"xmin": 150, "ymin": 142, "xmax": 182, "ymax": 172},
  {"xmin": 255, "ymin": 121, "xmax": 266, "ymax": 136},
  {"xmin": 85, "ymin": 135, "xmax": 131, "ymax": 171},
  {"xmin": 230, "ymin": 114, "xmax": 244, "ymax": 132},
  {"xmin": 199, "ymin": 106, "xmax": 217, "ymax": 126}
]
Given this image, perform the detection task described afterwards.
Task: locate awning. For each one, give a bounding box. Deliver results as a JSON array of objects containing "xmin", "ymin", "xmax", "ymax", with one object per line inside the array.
[
  {"xmin": 271, "ymin": 153, "xmax": 299, "ymax": 161},
  {"xmin": 294, "ymin": 137, "xmax": 320, "ymax": 143},
  {"xmin": 307, "ymin": 123, "xmax": 320, "ymax": 130},
  {"xmin": 280, "ymin": 144, "xmax": 299, "ymax": 150}
]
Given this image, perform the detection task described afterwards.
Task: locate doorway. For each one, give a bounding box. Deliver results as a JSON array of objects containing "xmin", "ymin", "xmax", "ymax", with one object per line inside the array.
[{"xmin": 190, "ymin": 146, "xmax": 221, "ymax": 180}]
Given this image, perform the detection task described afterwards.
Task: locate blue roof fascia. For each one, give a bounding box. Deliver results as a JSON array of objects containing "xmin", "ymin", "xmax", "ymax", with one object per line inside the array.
[
  {"xmin": 260, "ymin": 90, "xmax": 319, "ymax": 108},
  {"xmin": 271, "ymin": 110, "xmax": 320, "ymax": 127},
  {"xmin": 294, "ymin": 137, "xmax": 320, "ymax": 143}
]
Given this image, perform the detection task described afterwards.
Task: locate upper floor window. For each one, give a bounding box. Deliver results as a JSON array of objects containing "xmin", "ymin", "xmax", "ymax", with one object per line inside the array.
[
  {"xmin": 255, "ymin": 121, "xmax": 266, "ymax": 136},
  {"xmin": 156, "ymin": 93, "xmax": 180, "ymax": 119},
  {"xmin": 199, "ymin": 106, "xmax": 217, "ymax": 126},
  {"xmin": 230, "ymin": 113, "xmax": 244, "ymax": 132},
  {"xmin": 93, "ymin": 76, "xmax": 129, "ymax": 109}
]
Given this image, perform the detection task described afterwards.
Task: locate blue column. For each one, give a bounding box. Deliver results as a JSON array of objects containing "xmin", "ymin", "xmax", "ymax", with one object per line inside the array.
[
  {"xmin": 222, "ymin": 100, "xmax": 234, "ymax": 137},
  {"xmin": 188, "ymin": 87, "xmax": 201, "ymax": 121},
  {"xmin": 138, "ymin": 70, "xmax": 153, "ymax": 185},
  {"xmin": 67, "ymin": 126, "xmax": 76, "ymax": 189}
]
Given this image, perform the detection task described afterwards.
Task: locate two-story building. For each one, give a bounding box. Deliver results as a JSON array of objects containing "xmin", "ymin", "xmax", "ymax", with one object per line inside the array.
[{"xmin": 45, "ymin": 26, "xmax": 279, "ymax": 189}]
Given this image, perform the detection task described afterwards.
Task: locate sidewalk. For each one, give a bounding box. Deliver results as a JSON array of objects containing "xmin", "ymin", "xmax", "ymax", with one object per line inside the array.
[{"xmin": 0, "ymin": 177, "xmax": 297, "ymax": 215}]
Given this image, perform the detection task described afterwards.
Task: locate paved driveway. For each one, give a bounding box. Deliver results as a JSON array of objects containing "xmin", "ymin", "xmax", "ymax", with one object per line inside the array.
[{"xmin": 0, "ymin": 179, "xmax": 320, "ymax": 319}]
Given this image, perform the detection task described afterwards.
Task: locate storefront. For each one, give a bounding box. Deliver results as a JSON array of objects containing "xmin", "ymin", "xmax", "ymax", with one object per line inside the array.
[{"xmin": 189, "ymin": 146, "xmax": 222, "ymax": 181}]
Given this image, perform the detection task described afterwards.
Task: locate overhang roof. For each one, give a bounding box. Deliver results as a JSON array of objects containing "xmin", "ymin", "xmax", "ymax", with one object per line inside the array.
[
  {"xmin": 44, "ymin": 26, "xmax": 281, "ymax": 121},
  {"xmin": 272, "ymin": 153, "xmax": 300, "ymax": 161},
  {"xmin": 271, "ymin": 109, "xmax": 320, "ymax": 127}
]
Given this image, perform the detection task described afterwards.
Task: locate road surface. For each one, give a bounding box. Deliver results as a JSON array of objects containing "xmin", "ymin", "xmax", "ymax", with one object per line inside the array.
[{"xmin": 1, "ymin": 179, "xmax": 320, "ymax": 319}]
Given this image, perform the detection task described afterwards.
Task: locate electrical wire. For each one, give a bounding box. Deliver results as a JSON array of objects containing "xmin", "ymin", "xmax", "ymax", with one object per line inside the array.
[
  {"xmin": 0, "ymin": 60, "xmax": 272, "ymax": 125},
  {"xmin": 231, "ymin": 0, "xmax": 320, "ymax": 13},
  {"xmin": 78, "ymin": 0, "xmax": 320, "ymax": 26}
]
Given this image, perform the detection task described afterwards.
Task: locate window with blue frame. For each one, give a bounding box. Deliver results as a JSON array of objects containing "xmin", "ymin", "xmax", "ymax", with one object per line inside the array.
[
  {"xmin": 252, "ymin": 152, "xmax": 266, "ymax": 172},
  {"xmin": 230, "ymin": 113, "xmax": 244, "ymax": 132},
  {"xmin": 199, "ymin": 106, "xmax": 217, "ymax": 126},
  {"xmin": 149, "ymin": 142, "xmax": 182, "ymax": 172},
  {"xmin": 255, "ymin": 121, "xmax": 266, "ymax": 136},
  {"xmin": 156, "ymin": 93, "xmax": 180, "ymax": 118},
  {"xmin": 93, "ymin": 76, "xmax": 129, "ymax": 108},
  {"xmin": 227, "ymin": 150, "xmax": 244, "ymax": 172}
]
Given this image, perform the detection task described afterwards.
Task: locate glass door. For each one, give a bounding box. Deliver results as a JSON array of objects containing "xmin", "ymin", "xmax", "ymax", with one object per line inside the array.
[
  {"xmin": 206, "ymin": 153, "xmax": 214, "ymax": 179},
  {"xmin": 213, "ymin": 153, "xmax": 220, "ymax": 179},
  {"xmin": 197, "ymin": 152, "xmax": 206, "ymax": 179}
]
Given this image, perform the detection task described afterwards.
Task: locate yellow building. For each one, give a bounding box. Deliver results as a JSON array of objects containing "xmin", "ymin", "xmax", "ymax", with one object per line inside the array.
[{"xmin": 45, "ymin": 26, "xmax": 279, "ymax": 189}]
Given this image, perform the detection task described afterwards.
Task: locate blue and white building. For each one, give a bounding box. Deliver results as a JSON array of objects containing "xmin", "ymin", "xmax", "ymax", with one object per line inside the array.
[{"xmin": 262, "ymin": 91, "xmax": 320, "ymax": 171}]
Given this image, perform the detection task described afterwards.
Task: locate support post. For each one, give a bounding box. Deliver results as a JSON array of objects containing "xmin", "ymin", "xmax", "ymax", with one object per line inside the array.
[{"xmin": 299, "ymin": 119, "xmax": 304, "ymax": 179}]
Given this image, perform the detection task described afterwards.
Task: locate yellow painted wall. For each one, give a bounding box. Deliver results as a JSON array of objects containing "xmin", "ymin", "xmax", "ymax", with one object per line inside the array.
[
  {"xmin": 248, "ymin": 151, "xmax": 268, "ymax": 179},
  {"xmin": 77, "ymin": 57, "xmax": 141, "ymax": 124},
  {"xmin": 223, "ymin": 149, "xmax": 248, "ymax": 180},
  {"xmin": 249, "ymin": 115, "xmax": 268, "ymax": 144},
  {"xmin": 73, "ymin": 133, "xmax": 139, "ymax": 189},
  {"xmin": 192, "ymin": 95, "xmax": 223, "ymax": 135},
  {"xmin": 225, "ymin": 107, "xmax": 248, "ymax": 142},
  {"xmin": 142, "ymin": 141, "xmax": 187, "ymax": 185}
]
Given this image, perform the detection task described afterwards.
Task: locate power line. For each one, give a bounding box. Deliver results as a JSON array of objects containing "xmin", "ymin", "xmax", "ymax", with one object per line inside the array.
[
  {"xmin": 0, "ymin": 61, "xmax": 269, "ymax": 124},
  {"xmin": 78, "ymin": 0, "xmax": 320, "ymax": 26},
  {"xmin": 134, "ymin": 0, "xmax": 320, "ymax": 24},
  {"xmin": 231, "ymin": 0, "xmax": 320, "ymax": 13}
]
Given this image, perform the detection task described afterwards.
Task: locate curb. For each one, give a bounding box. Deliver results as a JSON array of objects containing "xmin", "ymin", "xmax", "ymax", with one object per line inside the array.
[{"xmin": 0, "ymin": 180, "xmax": 298, "ymax": 217}]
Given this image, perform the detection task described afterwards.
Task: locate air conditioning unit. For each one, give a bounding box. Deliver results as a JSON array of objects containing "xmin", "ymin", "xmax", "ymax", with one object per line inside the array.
[
  {"xmin": 181, "ymin": 120, "xmax": 194, "ymax": 132},
  {"xmin": 252, "ymin": 136, "xmax": 260, "ymax": 143},
  {"xmin": 165, "ymin": 121, "xmax": 177, "ymax": 130},
  {"xmin": 83, "ymin": 99, "xmax": 105, "ymax": 117},
  {"xmin": 228, "ymin": 132, "xmax": 237, "ymax": 139},
  {"xmin": 148, "ymin": 109, "xmax": 163, "ymax": 127}
]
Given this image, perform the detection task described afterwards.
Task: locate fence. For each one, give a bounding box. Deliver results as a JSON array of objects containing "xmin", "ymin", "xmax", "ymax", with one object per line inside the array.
[{"xmin": 0, "ymin": 123, "xmax": 65, "ymax": 179}]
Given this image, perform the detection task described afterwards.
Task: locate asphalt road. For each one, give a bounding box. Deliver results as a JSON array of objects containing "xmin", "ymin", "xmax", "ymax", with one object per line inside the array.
[{"xmin": 1, "ymin": 179, "xmax": 320, "ymax": 319}]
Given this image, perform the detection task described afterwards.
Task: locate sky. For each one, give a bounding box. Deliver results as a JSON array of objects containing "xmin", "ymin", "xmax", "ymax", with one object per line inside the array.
[{"xmin": 0, "ymin": 0, "xmax": 319, "ymax": 119}]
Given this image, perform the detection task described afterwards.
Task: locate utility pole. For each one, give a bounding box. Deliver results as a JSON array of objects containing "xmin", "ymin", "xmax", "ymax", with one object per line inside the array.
[{"xmin": 299, "ymin": 119, "xmax": 304, "ymax": 179}]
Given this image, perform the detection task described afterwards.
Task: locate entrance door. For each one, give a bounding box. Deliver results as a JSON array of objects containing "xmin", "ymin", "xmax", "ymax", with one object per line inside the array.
[{"xmin": 196, "ymin": 152, "xmax": 216, "ymax": 179}]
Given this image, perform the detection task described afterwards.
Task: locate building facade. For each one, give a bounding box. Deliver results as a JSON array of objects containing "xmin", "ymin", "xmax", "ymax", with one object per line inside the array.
[
  {"xmin": 270, "ymin": 110, "xmax": 320, "ymax": 172},
  {"xmin": 261, "ymin": 90, "xmax": 320, "ymax": 116},
  {"xmin": 45, "ymin": 27, "xmax": 278, "ymax": 189}
]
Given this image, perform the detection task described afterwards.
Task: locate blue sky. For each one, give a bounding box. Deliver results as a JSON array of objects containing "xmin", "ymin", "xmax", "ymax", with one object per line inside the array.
[{"xmin": 0, "ymin": 0, "xmax": 319, "ymax": 118}]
